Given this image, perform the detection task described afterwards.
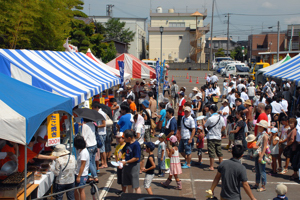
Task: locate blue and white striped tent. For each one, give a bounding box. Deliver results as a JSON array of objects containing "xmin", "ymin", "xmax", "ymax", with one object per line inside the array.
[
  {"xmin": 264, "ymin": 53, "xmax": 300, "ymax": 83},
  {"xmin": 0, "ymin": 49, "xmax": 121, "ymax": 107}
]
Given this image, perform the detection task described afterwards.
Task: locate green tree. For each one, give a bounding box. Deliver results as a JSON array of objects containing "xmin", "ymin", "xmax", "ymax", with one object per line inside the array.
[
  {"xmin": 105, "ymin": 18, "xmax": 135, "ymax": 44},
  {"xmin": 215, "ymin": 48, "xmax": 226, "ymax": 57},
  {"xmin": 230, "ymin": 46, "xmax": 247, "ymax": 61}
]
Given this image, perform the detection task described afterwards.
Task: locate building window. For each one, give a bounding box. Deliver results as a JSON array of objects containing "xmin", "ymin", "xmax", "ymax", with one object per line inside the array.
[
  {"xmin": 169, "ymin": 22, "xmax": 185, "ymax": 27},
  {"xmin": 179, "ymin": 36, "xmax": 183, "ymax": 39},
  {"xmin": 292, "ymin": 41, "xmax": 299, "ymax": 50},
  {"xmin": 257, "ymin": 44, "xmax": 264, "ymax": 49},
  {"xmin": 288, "ymin": 29, "xmax": 300, "ymax": 37},
  {"xmin": 214, "ymin": 42, "xmax": 219, "ymax": 48}
]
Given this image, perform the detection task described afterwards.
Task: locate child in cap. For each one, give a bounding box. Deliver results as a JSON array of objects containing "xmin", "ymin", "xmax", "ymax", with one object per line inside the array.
[
  {"xmin": 161, "ymin": 135, "xmax": 182, "ymax": 190},
  {"xmin": 142, "ymin": 142, "xmax": 156, "ymax": 195},
  {"xmin": 157, "ymin": 133, "xmax": 166, "ymax": 177},
  {"xmin": 196, "ymin": 125, "xmax": 204, "ymax": 164},
  {"xmin": 246, "ymin": 134, "xmax": 257, "ymax": 158},
  {"xmin": 269, "ymin": 128, "xmax": 280, "ymax": 175},
  {"xmin": 114, "ymin": 132, "xmax": 126, "ymax": 196},
  {"xmin": 273, "ymin": 183, "xmax": 288, "ymax": 200}
]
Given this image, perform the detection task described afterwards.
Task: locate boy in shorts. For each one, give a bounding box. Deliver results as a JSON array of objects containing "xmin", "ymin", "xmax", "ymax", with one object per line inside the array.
[
  {"xmin": 157, "ymin": 133, "xmax": 166, "ymax": 177},
  {"xmin": 142, "ymin": 142, "xmax": 156, "ymax": 195},
  {"xmin": 114, "ymin": 132, "xmax": 126, "ymax": 196},
  {"xmin": 196, "ymin": 126, "xmax": 204, "ymax": 164}
]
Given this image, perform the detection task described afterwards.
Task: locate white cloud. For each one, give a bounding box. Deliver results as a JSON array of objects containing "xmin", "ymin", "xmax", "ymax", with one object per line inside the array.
[
  {"xmin": 262, "ymin": 2, "xmax": 274, "ymax": 9},
  {"xmin": 285, "ymin": 16, "xmax": 300, "ymax": 25}
]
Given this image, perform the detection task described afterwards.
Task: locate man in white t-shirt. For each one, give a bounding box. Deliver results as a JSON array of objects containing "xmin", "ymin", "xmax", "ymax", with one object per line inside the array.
[
  {"xmin": 92, "ymin": 102, "xmax": 108, "ymax": 169},
  {"xmin": 241, "ymin": 88, "xmax": 249, "ymax": 101},
  {"xmin": 227, "ymin": 88, "xmax": 236, "ymax": 106},
  {"xmin": 231, "ymin": 77, "xmax": 237, "ymax": 89},
  {"xmin": 204, "ymin": 104, "xmax": 225, "ymax": 171},
  {"xmin": 179, "ymin": 106, "xmax": 195, "ymax": 168},
  {"xmin": 206, "ymin": 74, "xmax": 211, "ymax": 83},
  {"xmin": 211, "ymin": 74, "xmax": 219, "ymax": 84},
  {"xmin": 236, "ymin": 80, "xmax": 246, "ymax": 92}
]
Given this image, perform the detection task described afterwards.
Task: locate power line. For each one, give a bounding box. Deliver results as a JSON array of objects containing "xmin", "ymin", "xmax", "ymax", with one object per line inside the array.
[
  {"xmin": 114, "ymin": 6, "xmax": 141, "ymax": 18},
  {"xmin": 226, "ymin": 12, "xmax": 300, "ymax": 16}
]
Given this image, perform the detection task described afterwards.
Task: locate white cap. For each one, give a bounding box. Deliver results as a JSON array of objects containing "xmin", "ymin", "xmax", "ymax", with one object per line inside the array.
[{"xmin": 184, "ymin": 106, "xmax": 191, "ymax": 112}]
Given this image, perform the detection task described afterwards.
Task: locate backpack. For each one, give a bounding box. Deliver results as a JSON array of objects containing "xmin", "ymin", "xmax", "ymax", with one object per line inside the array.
[{"xmin": 94, "ymin": 125, "xmax": 103, "ymax": 148}]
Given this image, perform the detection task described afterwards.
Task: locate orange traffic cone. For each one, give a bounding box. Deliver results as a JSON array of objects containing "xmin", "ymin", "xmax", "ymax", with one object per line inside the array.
[
  {"xmin": 186, "ymin": 73, "xmax": 189, "ymax": 79},
  {"xmin": 172, "ymin": 75, "xmax": 174, "ymax": 81},
  {"xmin": 189, "ymin": 76, "xmax": 192, "ymax": 83},
  {"xmin": 166, "ymin": 69, "xmax": 168, "ymax": 76},
  {"xmin": 196, "ymin": 77, "xmax": 199, "ymax": 84}
]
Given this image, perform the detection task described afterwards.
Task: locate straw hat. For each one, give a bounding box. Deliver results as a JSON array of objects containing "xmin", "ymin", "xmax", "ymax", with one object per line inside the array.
[
  {"xmin": 221, "ymin": 99, "xmax": 228, "ymax": 104},
  {"xmin": 126, "ymin": 85, "xmax": 132, "ymax": 89},
  {"xmin": 52, "ymin": 144, "xmax": 70, "ymax": 157},
  {"xmin": 244, "ymin": 99, "xmax": 252, "ymax": 106},
  {"xmin": 192, "ymin": 87, "xmax": 199, "ymax": 91},
  {"xmin": 256, "ymin": 120, "xmax": 268, "ymax": 129},
  {"xmin": 246, "ymin": 134, "xmax": 256, "ymax": 143},
  {"xmin": 250, "ymin": 82, "xmax": 254, "ymax": 86}
]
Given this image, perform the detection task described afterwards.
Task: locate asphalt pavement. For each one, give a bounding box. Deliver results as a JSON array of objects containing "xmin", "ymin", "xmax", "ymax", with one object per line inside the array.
[{"xmin": 63, "ymin": 70, "xmax": 299, "ymax": 200}]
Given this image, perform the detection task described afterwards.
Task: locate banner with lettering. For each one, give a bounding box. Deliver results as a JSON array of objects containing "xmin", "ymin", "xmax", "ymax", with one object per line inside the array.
[
  {"xmin": 118, "ymin": 61, "xmax": 125, "ymax": 88},
  {"xmin": 47, "ymin": 113, "xmax": 60, "ymax": 146}
]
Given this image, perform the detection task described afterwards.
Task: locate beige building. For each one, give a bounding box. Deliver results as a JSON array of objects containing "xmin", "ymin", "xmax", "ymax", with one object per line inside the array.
[{"xmin": 148, "ymin": 7, "xmax": 210, "ymax": 63}]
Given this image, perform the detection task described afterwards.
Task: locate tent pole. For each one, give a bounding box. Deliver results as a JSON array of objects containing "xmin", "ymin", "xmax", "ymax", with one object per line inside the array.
[
  {"xmin": 24, "ymin": 144, "xmax": 27, "ymax": 200},
  {"xmin": 69, "ymin": 115, "xmax": 73, "ymax": 155}
]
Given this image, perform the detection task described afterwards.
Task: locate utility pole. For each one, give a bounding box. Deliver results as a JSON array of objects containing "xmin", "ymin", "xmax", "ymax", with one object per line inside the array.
[
  {"xmin": 227, "ymin": 13, "xmax": 230, "ymax": 56},
  {"xmin": 277, "ymin": 21, "xmax": 280, "ymax": 62},
  {"xmin": 209, "ymin": 0, "xmax": 215, "ymax": 70},
  {"xmin": 106, "ymin": 4, "xmax": 114, "ymax": 17}
]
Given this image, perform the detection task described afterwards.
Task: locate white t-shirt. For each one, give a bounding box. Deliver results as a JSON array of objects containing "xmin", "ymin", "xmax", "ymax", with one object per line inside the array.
[
  {"xmin": 254, "ymin": 97, "xmax": 266, "ymax": 106},
  {"xmin": 227, "ymin": 93, "xmax": 236, "ymax": 105},
  {"xmin": 280, "ymin": 100, "xmax": 288, "ymax": 112},
  {"xmin": 241, "ymin": 92, "xmax": 249, "ymax": 101},
  {"xmin": 97, "ymin": 109, "xmax": 107, "ymax": 135},
  {"xmin": 112, "ymin": 104, "xmax": 120, "ymax": 122},
  {"xmin": 206, "ymin": 76, "xmax": 211, "ymax": 83},
  {"xmin": 82, "ymin": 122, "xmax": 97, "ymax": 147},
  {"xmin": 266, "ymin": 87, "xmax": 274, "ymax": 98},
  {"xmin": 248, "ymin": 86, "xmax": 255, "ymax": 97},
  {"xmin": 219, "ymin": 106, "xmax": 230, "ymax": 119},
  {"xmin": 237, "ymin": 84, "xmax": 245, "ymax": 92},
  {"xmin": 205, "ymin": 114, "xmax": 225, "ymax": 140},
  {"xmin": 271, "ymin": 101, "xmax": 283, "ymax": 114},
  {"xmin": 227, "ymin": 87, "xmax": 232, "ymax": 95},
  {"xmin": 270, "ymin": 136, "xmax": 280, "ymax": 155},
  {"xmin": 211, "ymin": 75, "xmax": 218, "ymax": 83},
  {"xmin": 158, "ymin": 142, "xmax": 166, "ymax": 158},
  {"xmin": 135, "ymin": 124, "xmax": 145, "ymax": 145},
  {"xmin": 75, "ymin": 148, "xmax": 90, "ymax": 176},
  {"xmin": 231, "ymin": 81, "xmax": 236, "ymax": 89},
  {"xmin": 181, "ymin": 115, "xmax": 195, "ymax": 139}
]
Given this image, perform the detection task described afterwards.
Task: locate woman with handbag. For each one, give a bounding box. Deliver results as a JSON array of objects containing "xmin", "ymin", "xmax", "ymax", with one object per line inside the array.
[
  {"xmin": 279, "ymin": 118, "xmax": 297, "ymax": 175},
  {"xmin": 229, "ymin": 110, "xmax": 246, "ymax": 149}
]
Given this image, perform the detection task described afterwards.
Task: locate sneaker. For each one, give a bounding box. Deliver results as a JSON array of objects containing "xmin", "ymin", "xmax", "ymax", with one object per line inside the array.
[
  {"xmin": 165, "ymin": 169, "xmax": 170, "ymax": 174},
  {"xmin": 182, "ymin": 165, "xmax": 191, "ymax": 169},
  {"xmin": 115, "ymin": 191, "xmax": 123, "ymax": 196},
  {"xmin": 97, "ymin": 170, "xmax": 100, "ymax": 174},
  {"xmin": 224, "ymin": 145, "xmax": 230, "ymax": 150},
  {"xmin": 158, "ymin": 173, "xmax": 165, "ymax": 177}
]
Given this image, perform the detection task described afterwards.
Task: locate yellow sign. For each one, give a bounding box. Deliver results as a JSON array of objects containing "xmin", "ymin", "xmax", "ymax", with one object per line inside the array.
[
  {"xmin": 47, "ymin": 113, "xmax": 60, "ymax": 146},
  {"xmin": 100, "ymin": 97, "xmax": 105, "ymax": 104}
]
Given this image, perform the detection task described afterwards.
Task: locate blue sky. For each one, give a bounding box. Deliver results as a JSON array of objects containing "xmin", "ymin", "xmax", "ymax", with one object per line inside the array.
[{"xmin": 82, "ymin": 0, "xmax": 300, "ymax": 41}]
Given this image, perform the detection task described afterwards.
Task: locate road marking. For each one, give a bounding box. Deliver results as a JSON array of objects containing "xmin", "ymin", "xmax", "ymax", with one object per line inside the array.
[
  {"xmin": 112, "ymin": 177, "xmax": 299, "ymax": 185},
  {"xmin": 99, "ymin": 173, "xmax": 115, "ymax": 200}
]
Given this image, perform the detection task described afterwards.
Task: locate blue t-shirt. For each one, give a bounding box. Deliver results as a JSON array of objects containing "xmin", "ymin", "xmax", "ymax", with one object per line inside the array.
[
  {"xmin": 124, "ymin": 140, "xmax": 141, "ymax": 162},
  {"xmin": 237, "ymin": 104, "xmax": 246, "ymax": 111},
  {"xmin": 163, "ymin": 80, "xmax": 169, "ymax": 90},
  {"xmin": 159, "ymin": 109, "xmax": 167, "ymax": 127},
  {"xmin": 117, "ymin": 113, "xmax": 132, "ymax": 132},
  {"xmin": 165, "ymin": 117, "xmax": 177, "ymax": 136}
]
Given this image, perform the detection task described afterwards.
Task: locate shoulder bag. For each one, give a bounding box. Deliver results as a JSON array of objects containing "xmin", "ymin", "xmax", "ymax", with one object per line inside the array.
[{"xmin": 94, "ymin": 125, "xmax": 103, "ymax": 148}]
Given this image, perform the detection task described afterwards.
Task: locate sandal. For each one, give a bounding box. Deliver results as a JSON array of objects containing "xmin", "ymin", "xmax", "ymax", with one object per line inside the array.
[
  {"xmin": 279, "ymin": 169, "xmax": 288, "ymax": 174},
  {"xmin": 257, "ymin": 187, "xmax": 266, "ymax": 192},
  {"xmin": 250, "ymin": 185, "xmax": 259, "ymax": 190}
]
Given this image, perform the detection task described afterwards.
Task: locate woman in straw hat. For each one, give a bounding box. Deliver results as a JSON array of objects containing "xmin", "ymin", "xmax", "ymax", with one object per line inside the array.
[
  {"xmin": 251, "ymin": 120, "xmax": 269, "ymax": 192},
  {"xmin": 51, "ymin": 144, "xmax": 76, "ymax": 200}
]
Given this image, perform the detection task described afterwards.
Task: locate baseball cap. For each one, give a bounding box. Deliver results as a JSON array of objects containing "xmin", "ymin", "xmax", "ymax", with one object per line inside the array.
[
  {"xmin": 144, "ymin": 142, "xmax": 155, "ymax": 151},
  {"xmin": 271, "ymin": 128, "xmax": 278, "ymax": 133},
  {"xmin": 179, "ymin": 91, "xmax": 184, "ymax": 96},
  {"xmin": 116, "ymin": 132, "xmax": 124, "ymax": 138},
  {"xmin": 184, "ymin": 106, "xmax": 191, "ymax": 112}
]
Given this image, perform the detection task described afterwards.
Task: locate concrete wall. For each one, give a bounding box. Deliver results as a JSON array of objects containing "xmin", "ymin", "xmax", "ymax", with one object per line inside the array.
[{"xmin": 151, "ymin": 16, "xmax": 204, "ymax": 28}]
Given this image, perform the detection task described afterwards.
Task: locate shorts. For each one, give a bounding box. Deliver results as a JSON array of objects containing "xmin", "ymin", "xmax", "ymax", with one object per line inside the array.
[
  {"xmin": 207, "ymin": 139, "xmax": 223, "ymax": 158},
  {"xmin": 158, "ymin": 157, "xmax": 165, "ymax": 170},
  {"xmin": 177, "ymin": 115, "xmax": 183, "ymax": 127},
  {"xmin": 75, "ymin": 175, "xmax": 88, "ymax": 187},
  {"xmin": 197, "ymin": 148, "xmax": 203, "ymax": 156},
  {"xmin": 271, "ymin": 154, "xmax": 279, "ymax": 158},
  {"xmin": 105, "ymin": 130, "xmax": 112, "ymax": 152},
  {"xmin": 117, "ymin": 168, "xmax": 123, "ymax": 185},
  {"xmin": 144, "ymin": 174, "xmax": 154, "ymax": 189},
  {"xmin": 140, "ymin": 144, "xmax": 145, "ymax": 160},
  {"xmin": 279, "ymin": 143, "xmax": 286, "ymax": 150},
  {"xmin": 122, "ymin": 162, "xmax": 140, "ymax": 189},
  {"xmin": 144, "ymin": 127, "xmax": 151, "ymax": 143},
  {"xmin": 99, "ymin": 135, "xmax": 106, "ymax": 153},
  {"xmin": 178, "ymin": 139, "xmax": 192, "ymax": 155}
]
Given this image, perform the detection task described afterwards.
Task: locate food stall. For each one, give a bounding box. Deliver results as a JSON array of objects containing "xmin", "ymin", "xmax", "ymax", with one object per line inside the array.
[{"xmin": 0, "ymin": 73, "xmax": 73, "ymax": 199}]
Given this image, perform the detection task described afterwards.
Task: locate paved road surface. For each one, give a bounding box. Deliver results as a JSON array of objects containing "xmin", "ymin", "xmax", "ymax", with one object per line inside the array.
[{"xmin": 62, "ymin": 71, "xmax": 299, "ymax": 200}]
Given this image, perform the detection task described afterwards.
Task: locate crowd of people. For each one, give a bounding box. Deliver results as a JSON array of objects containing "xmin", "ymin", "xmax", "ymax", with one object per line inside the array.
[{"xmin": 37, "ymin": 73, "xmax": 300, "ymax": 200}]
